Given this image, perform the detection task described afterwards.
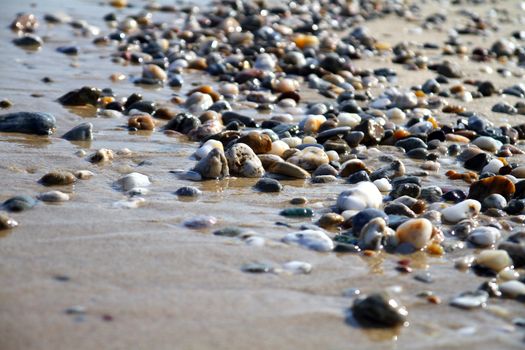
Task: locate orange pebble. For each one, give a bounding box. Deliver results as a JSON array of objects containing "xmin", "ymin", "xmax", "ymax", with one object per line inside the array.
[
  {"xmin": 394, "ymin": 129, "xmax": 411, "ymax": 140},
  {"xmin": 128, "ymin": 114, "xmax": 155, "ymax": 130},
  {"xmin": 415, "ymin": 90, "xmax": 425, "ymax": 98},
  {"xmin": 427, "ymin": 243, "xmax": 444, "ymax": 256},
  {"xmin": 427, "ymin": 295, "xmax": 442, "ymax": 304}
]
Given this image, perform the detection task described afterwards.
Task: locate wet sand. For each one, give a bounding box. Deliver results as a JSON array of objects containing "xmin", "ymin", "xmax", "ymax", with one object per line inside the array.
[{"xmin": 1, "ymin": 0, "xmax": 525, "ymax": 349}]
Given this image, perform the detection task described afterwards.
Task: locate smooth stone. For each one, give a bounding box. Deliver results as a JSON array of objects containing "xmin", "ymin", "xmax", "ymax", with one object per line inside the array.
[
  {"xmin": 213, "ymin": 227, "xmax": 243, "ymax": 237},
  {"xmin": 0, "ymin": 213, "xmax": 18, "ymax": 230},
  {"xmin": 312, "ymin": 164, "xmax": 338, "ymax": 177},
  {"xmin": 114, "ymin": 173, "xmax": 151, "ymax": 192},
  {"xmin": 237, "ymin": 132, "xmax": 272, "ymax": 154},
  {"xmin": 468, "ymin": 227, "xmax": 501, "ymax": 248},
  {"xmin": 268, "ymin": 161, "xmax": 310, "ymax": 179},
  {"xmin": 282, "ymin": 229, "xmax": 334, "ymax": 252},
  {"xmin": 175, "ymin": 186, "xmax": 201, "ymax": 197},
  {"xmin": 183, "ymin": 215, "xmax": 217, "ymax": 229},
  {"xmin": 352, "ymin": 208, "xmax": 388, "ymax": 235},
  {"xmin": 194, "ymin": 140, "xmax": 223, "ymax": 160},
  {"xmin": 13, "ymin": 34, "xmax": 43, "ymax": 47},
  {"xmin": 370, "ymin": 160, "xmax": 405, "ymax": 181},
  {"xmin": 56, "ymin": 46, "xmax": 78, "ymax": 55},
  {"xmin": 241, "ymin": 263, "xmax": 273, "ymax": 273},
  {"xmin": 472, "ymin": 136, "xmax": 502, "ymax": 153},
  {"xmin": 499, "ymin": 280, "xmax": 525, "ymax": 298},
  {"xmin": 353, "ymin": 119, "xmax": 384, "ymax": 146},
  {"xmin": 192, "ymin": 148, "xmax": 229, "ymax": 179},
  {"xmin": 62, "ymin": 122, "xmax": 93, "ymax": 141},
  {"xmin": 0, "ymin": 112, "xmax": 56, "ymax": 135},
  {"xmin": 312, "ymin": 175, "xmax": 337, "ymax": 183},
  {"xmin": 351, "ymin": 293, "xmax": 408, "ymax": 328},
  {"xmin": 450, "ymin": 291, "xmax": 489, "ymax": 309},
  {"xmin": 482, "ymin": 159, "xmax": 503, "ymax": 174},
  {"xmin": 268, "ymin": 140, "xmax": 290, "ymax": 157},
  {"xmin": 280, "ymin": 208, "xmax": 313, "ymax": 217},
  {"xmin": 441, "ymin": 200, "xmax": 481, "ymax": 224},
  {"xmin": 420, "ymin": 186, "xmax": 442, "ymax": 203},
  {"xmin": 226, "ymin": 143, "xmax": 265, "ymax": 178},
  {"xmin": 287, "ymin": 147, "xmax": 329, "ymax": 171},
  {"xmin": 482, "ymin": 194, "xmax": 507, "ymax": 210},
  {"xmin": 384, "ymin": 202, "xmax": 416, "ymax": 218},
  {"xmin": 254, "ymin": 178, "xmax": 282, "ymax": 193},
  {"xmin": 476, "ymin": 250, "xmax": 513, "ymax": 272},
  {"xmin": 165, "ymin": 113, "xmax": 200, "ymax": 134},
  {"xmin": 511, "ymin": 166, "xmax": 525, "ymax": 179},
  {"xmin": 414, "ymin": 271, "xmax": 434, "ymax": 284},
  {"xmin": 317, "ymin": 213, "xmax": 345, "ymax": 228},
  {"xmin": 395, "ymin": 218, "xmax": 433, "ymax": 250},
  {"xmin": 492, "ymin": 102, "xmax": 517, "ymax": 115},
  {"xmin": 37, "ymin": 191, "xmax": 70, "ymax": 202},
  {"xmin": 337, "ymin": 182, "xmax": 382, "ymax": 211},
  {"xmin": 281, "ymin": 261, "xmax": 312, "ymax": 274},
  {"xmin": 345, "ymin": 131, "xmax": 365, "ymax": 148},
  {"xmin": 340, "ymin": 159, "xmax": 369, "ymax": 177},
  {"xmin": 185, "ymin": 92, "xmax": 213, "ymax": 113},
  {"xmin": 2, "ymin": 195, "xmax": 37, "ymax": 212},
  {"xmin": 347, "ymin": 170, "xmax": 370, "ymax": 184},
  {"xmin": 395, "ymin": 137, "xmax": 427, "ymax": 152},
  {"xmin": 373, "ymin": 178, "xmax": 392, "ymax": 192},
  {"xmin": 88, "ymin": 148, "xmax": 114, "ymax": 163},
  {"xmin": 464, "ymin": 153, "xmax": 490, "ymax": 172},
  {"xmin": 40, "ymin": 171, "xmax": 76, "ymax": 186},
  {"xmin": 390, "ymin": 183, "xmax": 421, "ymax": 199},
  {"xmin": 290, "ymin": 197, "xmax": 308, "ymax": 205},
  {"xmin": 58, "ymin": 86, "xmax": 100, "ymax": 106},
  {"xmin": 468, "ymin": 176, "xmax": 515, "ymax": 201},
  {"xmin": 358, "ymin": 217, "xmax": 392, "ymax": 250}
]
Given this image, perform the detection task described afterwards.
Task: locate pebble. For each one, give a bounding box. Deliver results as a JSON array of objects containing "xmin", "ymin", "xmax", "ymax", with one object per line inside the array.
[
  {"xmin": 0, "ymin": 112, "xmax": 56, "ymax": 135},
  {"xmin": 450, "ymin": 291, "xmax": 489, "ymax": 309},
  {"xmin": 395, "ymin": 218, "xmax": 433, "ymax": 250},
  {"xmin": 441, "ymin": 199, "xmax": 481, "ymax": 223},
  {"xmin": 468, "ymin": 176, "xmax": 515, "ymax": 201},
  {"xmin": 183, "ymin": 216, "xmax": 217, "ymax": 229},
  {"xmin": 226, "ymin": 143, "xmax": 265, "ymax": 178},
  {"xmin": 492, "ymin": 102, "xmax": 517, "ymax": 115},
  {"xmin": 268, "ymin": 140, "xmax": 290, "ymax": 157},
  {"xmin": 358, "ymin": 217, "xmax": 392, "ymax": 250},
  {"xmin": 37, "ymin": 191, "xmax": 70, "ymax": 202},
  {"xmin": 352, "ymin": 208, "xmax": 389, "ymax": 235},
  {"xmin": 281, "ymin": 261, "xmax": 312, "ymax": 274},
  {"xmin": 280, "ymin": 208, "xmax": 313, "ymax": 218},
  {"xmin": 475, "ymin": 250, "xmax": 513, "ymax": 272},
  {"xmin": 62, "ymin": 122, "xmax": 93, "ymax": 141},
  {"xmin": 58, "ymin": 86, "xmax": 100, "ymax": 106},
  {"xmin": 482, "ymin": 194, "xmax": 507, "ymax": 210},
  {"xmin": 2, "ymin": 195, "xmax": 37, "ymax": 212},
  {"xmin": 337, "ymin": 182, "xmax": 383, "ymax": 211},
  {"xmin": 89, "ymin": 148, "xmax": 114, "ymax": 163},
  {"xmin": 471, "ymin": 136, "xmax": 502, "ymax": 153},
  {"xmin": 499, "ymin": 280, "xmax": 525, "ymax": 298},
  {"xmin": 268, "ymin": 161, "xmax": 310, "ymax": 179},
  {"xmin": 114, "ymin": 172, "xmax": 151, "ymax": 192},
  {"xmin": 351, "ymin": 293, "xmax": 408, "ymax": 328},
  {"xmin": 282, "ymin": 229, "xmax": 334, "ymax": 252},
  {"xmin": 185, "ymin": 92, "xmax": 213, "ymax": 114},
  {"xmin": 287, "ymin": 147, "xmax": 329, "ymax": 171},
  {"xmin": 373, "ymin": 178, "xmax": 392, "ymax": 192},
  {"xmin": 254, "ymin": 178, "xmax": 282, "ymax": 193},
  {"xmin": 237, "ymin": 132, "xmax": 272, "ymax": 154},
  {"xmin": 241, "ymin": 263, "xmax": 273, "ymax": 273},
  {"xmin": 468, "ymin": 227, "xmax": 501, "ymax": 248},
  {"xmin": 40, "ymin": 171, "xmax": 76, "ymax": 186},
  {"xmin": 13, "ymin": 34, "xmax": 43, "ymax": 48},
  {"xmin": 0, "ymin": 213, "xmax": 18, "ymax": 230},
  {"xmin": 192, "ymin": 148, "xmax": 229, "ymax": 179},
  {"xmin": 175, "ymin": 186, "xmax": 201, "ymax": 197}
]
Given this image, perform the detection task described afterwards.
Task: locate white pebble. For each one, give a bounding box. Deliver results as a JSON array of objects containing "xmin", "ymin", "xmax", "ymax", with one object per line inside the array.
[
  {"xmin": 282, "ymin": 261, "xmax": 312, "ymax": 274},
  {"xmin": 114, "ymin": 172, "xmax": 151, "ymax": 192},
  {"xmin": 441, "ymin": 199, "xmax": 481, "ymax": 224},
  {"xmin": 337, "ymin": 113, "xmax": 361, "ymax": 127},
  {"xmin": 268, "ymin": 140, "xmax": 290, "ymax": 156},
  {"xmin": 482, "ymin": 159, "xmax": 503, "ymax": 174},
  {"xmin": 194, "ymin": 139, "xmax": 223, "ymax": 159},
  {"xmin": 282, "ymin": 229, "xmax": 334, "ymax": 252},
  {"xmin": 476, "ymin": 250, "xmax": 513, "ymax": 272},
  {"xmin": 373, "ymin": 178, "xmax": 392, "ymax": 192},
  {"xmin": 337, "ymin": 181, "xmax": 383, "ymax": 211},
  {"xmin": 38, "ymin": 191, "xmax": 70, "ymax": 202}
]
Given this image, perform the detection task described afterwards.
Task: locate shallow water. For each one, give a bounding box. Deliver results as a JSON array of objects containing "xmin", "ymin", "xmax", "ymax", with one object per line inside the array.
[{"xmin": 1, "ymin": 0, "xmax": 525, "ymax": 349}]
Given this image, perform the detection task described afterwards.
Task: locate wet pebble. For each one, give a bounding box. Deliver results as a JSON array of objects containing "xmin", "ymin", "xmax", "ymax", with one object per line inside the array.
[
  {"xmin": 183, "ymin": 216, "xmax": 217, "ymax": 229},
  {"xmin": 450, "ymin": 291, "xmax": 489, "ymax": 309},
  {"xmin": 114, "ymin": 172, "xmax": 150, "ymax": 192},
  {"xmin": 37, "ymin": 191, "xmax": 70, "ymax": 203},
  {"xmin": 40, "ymin": 171, "xmax": 76, "ymax": 186},
  {"xmin": 254, "ymin": 178, "xmax": 282, "ymax": 193},
  {"xmin": 475, "ymin": 250, "xmax": 513, "ymax": 272},
  {"xmin": 351, "ymin": 293, "xmax": 408, "ymax": 328},
  {"xmin": 0, "ymin": 213, "xmax": 18, "ymax": 230},
  {"xmin": 441, "ymin": 199, "xmax": 481, "ymax": 223},
  {"xmin": 468, "ymin": 227, "xmax": 501, "ymax": 248},
  {"xmin": 0, "ymin": 112, "xmax": 56, "ymax": 135},
  {"xmin": 282, "ymin": 229, "xmax": 334, "ymax": 252},
  {"xmin": 175, "ymin": 186, "xmax": 201, "ymax": 197}
]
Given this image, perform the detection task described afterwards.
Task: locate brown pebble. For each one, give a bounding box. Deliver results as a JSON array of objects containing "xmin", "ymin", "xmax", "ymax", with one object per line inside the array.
[
  {"xmin": 0, "ymin": 213, "xmax": 18, "ymax": 230},
  {"xmin": 128, "ymin": 114, "xmax": 155, "ymax": 130},
  {"xmin": 0, "ymin": 99, "xmax": 12, "ymax": 109},
  {"xmin": 442, "ymin": 105, "xmax": 466, "ymax": 113},
  {"xmin": 396, "ymin": 266, "xmax": 412, "ymax": 273},
  {"xmin": 89, "ymin": 148, "xmax": 114, "ymax": 163},
  {"xmin": 237, "ymin": 132, "xmax": 272, "ymax": 154},
  {"xmin": 152, "ymin": 107, "xmax": 177, "ymax": 120},
  {"xmin": 290, "ymin": 197, "xmax": 308, "ymax": 205},
  {"xmin": 427, "ymin": 295, "xmax": 441, "ymax": 304},
  {"xmin": 317, "ymin": 213, "xmax": 345, "ymax": 228},
  {"xmin": 40, "ymin": 171, "xmax": 76, "ymax": 186},
  {"xmin": 468, "ymin": 175, "xmax": 515, "ymax": 201}
]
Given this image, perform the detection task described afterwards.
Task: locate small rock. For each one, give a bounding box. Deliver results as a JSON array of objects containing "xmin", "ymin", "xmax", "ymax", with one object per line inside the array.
[
  {"xmin": 395, "ymin": 218, "xmax": 433, "ymax": 250},
  {"xmin": 58, "ymin": 86, "xmax": 100, "ymax": 106},
  {"xmin": 468, "ymin": 227, "xmax": 501, "ymax": 248},
  {"xmin": 254, "ymin": 178, "xmax": 282, "ymax": 193},
  {"xmin": 351, "ymin": 293, "xmax": 408, "ymax": 328},
  {"xmin": 282, "ymin": 261, "xmax": 312, "ymax": 274},
  {"xmin": 0, "ymin": 213, "xmax": 18, "ymax": 230},
  {"xmin": 192, "ymin": 148, "xmax": 229, "ymax": 179},
  {"xmin": 88, "ymin": 148, "xmax": 114, "ymax": 163},
  {"xmin": 337, "ymin": 182, "xmax": 383, "ymax": 211},
  {"xmin": 0, "ymin": 112, "xmax": 56, "ymax": 135},
  {"xmin": 226, "ymin": 143, "xmax": 265, "ymax": 178},
  {"xmin": 62, "ymin": 122, "xmax": 93, "ymax": 141},
  {"xmin": 280, "ymin": 208, "xmax": 313, "ymax": 217},
  {"xmin": 282, "ymin": 229, "xmax": 334, "ymax": 252},
  {"xmin": 450, "ymin": 291, "xmax": 489, "ymax": 309},
  {"xmin": 183, "ymin": 215, "xmax": 217, "ymax": 229},
  {"xmin": 175, "ymin": 186, "xmax": 201, "ymax": 197},
  {"xmin": 268, "ymin": 161, "xmax": 310, "ymax": 179},
  {"xmin": 2, "ymin": 195, "xmax": 37, "ymax": 212},
  {"xmin": 468, "ymin": 176, "xmax": 515, "ymax": 201},
  {"xmin": 37, "ymin": 191, "xmax": 70, "ymax": 202},
  {"xmin": 475, "ymin": 249, "xmax": 513, "ymax": 272},
  {"xmin": 499, "ymin": 280, "xmax": 525, "ymax": 299},
  {"xmin": 40, "ymin": 171, "xmax": 76, "ymax": 186},
  {"xmin": 114, "ymin": 173, "xmax": 150, "ymax": 192},
  {"xmin": 441, "ymin": 199, "xmax": 481, "ymax": 224}
]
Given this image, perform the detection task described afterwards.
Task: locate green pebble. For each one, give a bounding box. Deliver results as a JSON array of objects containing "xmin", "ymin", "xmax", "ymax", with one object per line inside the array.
[{"xmin": 279, "ymin": 208, "xmax": 313, "ymax": 217}]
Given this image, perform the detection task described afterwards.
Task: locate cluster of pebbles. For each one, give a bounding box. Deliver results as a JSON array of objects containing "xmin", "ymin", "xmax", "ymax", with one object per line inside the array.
[{"xmin": 3, "ymin": 0, "xmax": 525, "ymax": 335}]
